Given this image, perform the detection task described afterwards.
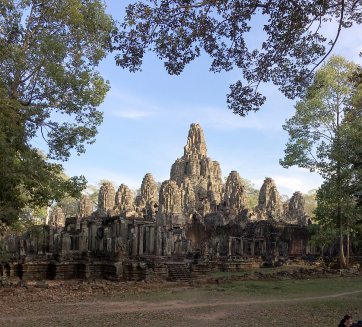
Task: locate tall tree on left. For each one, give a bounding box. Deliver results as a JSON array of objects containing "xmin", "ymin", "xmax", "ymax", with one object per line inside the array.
[{"xmin": 0, "ymin": 0, "xmax": 114, "ymax": 228}]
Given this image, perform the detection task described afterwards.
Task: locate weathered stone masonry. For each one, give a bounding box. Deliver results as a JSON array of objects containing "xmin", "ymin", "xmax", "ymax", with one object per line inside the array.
[{"xmin": 2, "ymin": 123, "xmax": 312, "ymax": 282}]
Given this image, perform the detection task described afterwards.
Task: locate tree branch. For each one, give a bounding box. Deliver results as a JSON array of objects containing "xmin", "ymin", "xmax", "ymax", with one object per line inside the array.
[{"xmin": 309, "ymin": 0, "xmax": 345, "ymax": 75}]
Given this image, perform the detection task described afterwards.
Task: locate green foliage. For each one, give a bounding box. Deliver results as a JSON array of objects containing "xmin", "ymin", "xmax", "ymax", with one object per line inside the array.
[
  {"xmin": 0, "ymin": 0, "xmax": 113, "ymax": 160},
  {"xmin": 281, "ymin": 56, "xmax": 362, "ymax": 267},
  {"xmin": 280, "ymin": 56, "xmax": 359, "ymax": 176},
  {"xmin": 84, "ymin": 184, "xmax": 99, "ymax": 210},
  {"xmin": 240, "ymin": 177, "xmax": 259, "ymax": 209},
  {"xmin": 339, "ymin": 102, "xmax": 362, "ymax": 209},
  {"xmin": 308, "ymin": 223, "xmax": 338, "ymax": 257},
  {"xmin": 303, "ymin": 189, "xmax": 317, "ymax": 219},
  {"xmin": 114, "ymin": 0, "xmax": 362, "ymax": 115},
  {"xmin": 58, "ymin": 196, "xmax": 80, "ymax": 218},
  {"xmin": 0, "ymin": 0, "xmax": 113, "ymax": 226}
]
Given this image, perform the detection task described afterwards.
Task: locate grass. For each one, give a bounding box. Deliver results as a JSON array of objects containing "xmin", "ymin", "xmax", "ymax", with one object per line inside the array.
[
  {"xmin": 1, "ymin": 275, "xmax": 362, "ymax": 327},
  {"xmin": 213, "ymin": 276, "xmax": 362, "ymax": 297},
  {"xmin": 98, "ymin": 275, "xmax": 362, "ymax": 304}
]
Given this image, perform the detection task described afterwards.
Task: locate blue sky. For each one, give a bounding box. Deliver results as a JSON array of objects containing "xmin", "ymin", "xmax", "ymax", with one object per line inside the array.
[{"xmin": 38, "ymin": 1, "xmax": 362, "ymax": 197}]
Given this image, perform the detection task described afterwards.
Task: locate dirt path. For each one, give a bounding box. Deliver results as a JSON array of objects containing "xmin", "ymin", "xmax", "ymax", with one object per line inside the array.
[
  {"xmin": 1, "ymin": 289, "xmax": 361, "ymax": 323},
  {"xmin": 1, "ymin": 276, "xmax": 361, "ymax": 327}
]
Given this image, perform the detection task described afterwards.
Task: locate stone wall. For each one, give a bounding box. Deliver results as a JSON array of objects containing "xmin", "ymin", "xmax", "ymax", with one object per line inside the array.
[{"xmin": 0, "ymin": 123, "xmax": 318, "ymax": 282}]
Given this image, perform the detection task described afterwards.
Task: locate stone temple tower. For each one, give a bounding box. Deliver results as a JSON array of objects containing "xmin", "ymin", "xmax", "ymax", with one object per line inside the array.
[
  {"xmin": 98, "ymin": 182, "xmax": 116, "ymax": 216},
  {"xmin": 256, "ymin": 177, "xmax": 284, "ymax": 219},
  {"xmin": 169, "ymin": 123, "xmax": 223, "ymax": 216}
]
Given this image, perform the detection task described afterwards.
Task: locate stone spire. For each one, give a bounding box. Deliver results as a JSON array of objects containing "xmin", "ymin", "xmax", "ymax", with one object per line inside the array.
[
  {"xmin": 139, "ymin": 173, "xmax": 158, "ymax": 204},
  {"xmin": 135, "ymin": 173, "xmax": 159, "ymax": 219},
  {"xmin": 79, "ymin": 195, "xmax": 93, "ymax": 218},
  {"xmin": 170, "ymin": 123, "xmax": 223, "ymax": 217},
  {"xmin": 157, "ymin": 180, "xmax": 185, "ymax": 227},
  {"xmin": 49, "ymin": 206, "xmax": 66, "ymax": 227},
  {"xmin": 180, "ymin": 177, "xmax": 196, "ymax": 213},
  {"xmin": 285, "ymin": 191, "xmax": 307, "ymax": 225},
  {"xmin": 98, "ymin": 182, "xmax": 116, "ymax": 216},
  {"xmin": 224, "ymin": 171, "xmax": 248, "ymax": 214},
  {"xmin": 257, "ymin": 177, "xmax": 284, "ymax": 219},
  {"xmin": 158, "ymin": 180, "xmax": 182, "ymax": 215},
  {"xmin": 115, "ymin": 184, "xmax": 135, "ymax": 217},
  {"xmin": 183, "ymin": 123, "xmax": 207, "ymax": 159}
]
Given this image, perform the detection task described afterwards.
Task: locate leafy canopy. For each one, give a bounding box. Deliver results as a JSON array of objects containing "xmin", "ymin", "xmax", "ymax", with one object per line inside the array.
[
  {"xmin": 114, "ymin": 0, "xmax": 362, "ymax": 115},
  {"xmin": 281, "ymin": 55, "xmax": 362, "ymax": 266},
  {"xmin": 0, "ymin": 0, "xmax": 114, "ymax": 226},
  {"xmin": 280, "ymin": 56, "xmax": 360, "ymax": 177},
  {"xmin": 0, "ymin": 0, "xmax": 113, "ymax": 160}
]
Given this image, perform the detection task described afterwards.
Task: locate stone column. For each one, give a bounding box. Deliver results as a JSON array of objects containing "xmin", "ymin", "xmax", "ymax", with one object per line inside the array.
[
  {"xmin": 240, "ymin": 238, "xmax": 244, "ymax": 255},
  {"xmin": 138, "ymin": 225, "xmax": 144, "ymax": 255},
  {"xmin": 76, "ymin": 218, "xmax": 81, "ymax": 230},
  {"xmin": 155, "ymin": 227, "xmax": 163, "ymax": 256},
  {"xmin": 79, "ymin": 224, "xmax": 88, "ymax": 252},
  {"xmin": 228, "ymin": 237, "xmax": 232, "ymax": 256},
  {"xmin": 120, "ymin": 220, "xmax": 128, "ymax": 254},
  {"xmin": 132, "ymin": 225, "xmax": 138, "ymax": 256},
  {"xmin": 120, "ymin": 220, "xmax": 128, "ymax": 240},
  {"xmin": 262, "ymin": 240, "xmax": 267, "ymax": 255},
  {"xmin": 98, "ymin": 231, "xmax": 104, "ymax": 252},
  {"xmin": 116, "ymin": 220, "xmax": 120, "ymax": 237},
  {"xmin": 61, "ymin": 234, "xmax": 71, "ymax": 254},
  {"xmin": 251, "ymin": 240, "xmax": 255, "ymax": 257},
  {"xmin": 89, "ymin": 224, "xmax": 97, "ymax": 251},
  {"xmin": 274, "ymin": 241, "xmax": 279, "ymax": 257},
  {"xmin": 143, "ymin": 226, "xmax": 149, "ymax": 254},
  {"xmin": 166, "ymin": 233, "xmax": 172, "ymax": 256},
  {"xmin": 107, "ymin": 238, "xmax": 112, "ymax": 253},
  {"xmin": 110, "ymin": 220, "xmax": 116, "ymax": 238},
  {"xmin": 48, "ymin": 228, "xmax": 54, "ymax": 253},
  {"xmin": 149, "ymin": 226, "xmax": 155, "ymax": 254}
]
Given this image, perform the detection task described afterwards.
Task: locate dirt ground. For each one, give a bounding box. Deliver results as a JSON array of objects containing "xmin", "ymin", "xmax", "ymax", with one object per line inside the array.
[{"xmin": 1, "ymin": 270, "xmax": 362, "ymax": 327}]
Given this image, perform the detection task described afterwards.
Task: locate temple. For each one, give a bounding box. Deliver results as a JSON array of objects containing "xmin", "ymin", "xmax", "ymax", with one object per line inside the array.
[{"xmin": 2, "ymin": 123, "xmax": 313, "ymax": 281}]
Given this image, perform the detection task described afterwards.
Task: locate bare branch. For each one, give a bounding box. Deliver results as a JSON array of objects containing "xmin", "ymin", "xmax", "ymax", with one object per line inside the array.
[{"xmin": 309, "ymin": 0, "xmax": 345, "ymax": 75}]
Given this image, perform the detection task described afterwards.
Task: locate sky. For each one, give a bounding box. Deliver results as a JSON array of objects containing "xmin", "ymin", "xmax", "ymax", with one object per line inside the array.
[{"xmin": 36, "ymin": 1, "xmax": 362, "ymax": 197}]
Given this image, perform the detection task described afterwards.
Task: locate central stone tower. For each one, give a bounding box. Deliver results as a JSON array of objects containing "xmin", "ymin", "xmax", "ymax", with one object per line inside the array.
[{"xmin": 168, "ymin": 123, "xmax": 223, "ymax": 219}]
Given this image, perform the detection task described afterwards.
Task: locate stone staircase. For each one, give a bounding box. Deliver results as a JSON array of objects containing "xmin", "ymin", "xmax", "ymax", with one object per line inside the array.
[
  {"xmin": 166, "ymin": 262, "xmax": 191, "ymax": 282},
  {"xmin": 191, "ymin": 263, "xmax": 210, "ymax": 278}
]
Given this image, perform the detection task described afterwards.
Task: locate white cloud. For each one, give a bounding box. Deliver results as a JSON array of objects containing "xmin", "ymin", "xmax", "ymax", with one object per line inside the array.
[
  {"xmin": 104, "ymin": 87, "xmax": 160, "ymax": 120},
  {"xmin": 272, "ymin": 176, "xmax": 310, "ymax": 194},
  {"xmin": 156, "ymin": 103, "xmax": 286, "ymax": 132},
  {"xmin": 65, "ymin": 166, "xmax": 142, "ymax": 190},
  {"xmin": 187, "ymin": 105, "xmax": 272, "ymax": 131},
  {"xmin": 111, "ymin": 107, "xmax": 154, "ymax": 119},
  {"xmin": 249, "ymin": 166, "xmax": 323, "ymax": 197},
  {"xmin": 320, "ymin": 22, "xmax": 362, "ymax": 64},
  {"xmin": 103, "ymin": 83, "xmax": 292, "ymax": 131},
  {"xmin": 273, "ymin": 175, "xmax": 322, "ymax": 196}
]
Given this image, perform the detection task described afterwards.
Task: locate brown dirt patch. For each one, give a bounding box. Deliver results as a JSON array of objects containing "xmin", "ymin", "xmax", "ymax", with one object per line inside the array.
[{"xmin": 0, "ymin": 275, "xmax": 361, "ymax": 327}]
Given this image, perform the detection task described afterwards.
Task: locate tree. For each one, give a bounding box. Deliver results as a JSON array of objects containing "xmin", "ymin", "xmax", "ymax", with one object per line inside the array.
[
  {"xmin": 240, "ymin": 177, "xmax": 259, "ymax": 209},
  {"xmin": 280, "ymin": 56, "xmax": 362, "ymax": 267},
  {"xmin": 303, "ymin": 189, "xmax": 317, "ymax": 219},
  {"xmin": 114, "ymin": 0, "xmax": 362, "ymax": 115},
  {"xmin": 315, "ymin": 176, "xmax": 361, "ymax": 264},
  {"xmin": 342, "ymin": 81, "xmax": 362, "ymax": 209},
  {"xmin": 309, "ymin": 223, "xmax": 338, "ymax": 258},
  {"xmin": 0, "ymin": 1, "xmax": 114, "ymax": 227}
]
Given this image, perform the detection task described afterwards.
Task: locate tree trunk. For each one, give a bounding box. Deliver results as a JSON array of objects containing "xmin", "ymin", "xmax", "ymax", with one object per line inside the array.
[
  {"xmin": 339, "ymin": 233, "xmax": 347, "ymax": 268},
  {"xmin": 337, "ymin": 188, "xmax": 347, "ymax": 268},
  {"xmin": 347, "ymin": 230, "xmax": 350, "ymax": 265},
  {"xmin": 321, "ymin": 244, "xmax": 325, "ymax": 258},
  {"xmin": 336, "ymin": 106, "xmax": 347, "ymax": 269}
]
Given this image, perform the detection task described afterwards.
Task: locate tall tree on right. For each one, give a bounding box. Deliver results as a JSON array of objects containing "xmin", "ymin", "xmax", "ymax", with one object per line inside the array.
[{"xmin": 280, "ymin": 56, "xmax": 362, "ymax": 268}]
